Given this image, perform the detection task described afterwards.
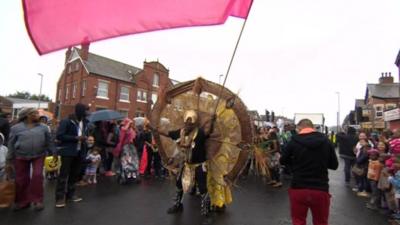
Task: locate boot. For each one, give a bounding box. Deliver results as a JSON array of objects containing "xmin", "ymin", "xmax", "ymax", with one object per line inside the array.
[
  {"xmin": 200, "ymin": 193, "xmax": 211, "ymax": 216},
  {"xmin": 167, "ymin": 190, "xmax": 184, "ymax": 214},
  {"xmin": 201, "ymin": 194, "xmax": 213, "ymax": 225}
]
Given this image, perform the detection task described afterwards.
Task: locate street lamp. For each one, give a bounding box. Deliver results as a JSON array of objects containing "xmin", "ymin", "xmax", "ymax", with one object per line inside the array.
[
  {"xmin": 335, "ymin": 91, "xmax": 340, "ymax": 132},
  {"xmin": 37, "ymin": 73, "xmax": 43, "ymax": 108}
]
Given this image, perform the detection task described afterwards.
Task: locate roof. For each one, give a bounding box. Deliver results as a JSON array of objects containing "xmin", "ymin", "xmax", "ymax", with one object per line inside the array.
[
  {"xmin": 73, "ymin": 48, "xmax": 142, "ymax": 83},
  {"xmin": 355, "ymin": 99, "xmax": 365, "ymax": 108},
  {"xmin": 366, "ymin": 83, "xmax": 400, "ymax": 99},
  {"xmin": 170, "ymin": 79, "xmax": 180, "ymax": 85},
  {"xmin": 6, "ymin": 97, "xmax": 49, "ymax": 104},
  {"xmin": 248, "ymin": 110, "xmax": 260, "ymax": 119}
]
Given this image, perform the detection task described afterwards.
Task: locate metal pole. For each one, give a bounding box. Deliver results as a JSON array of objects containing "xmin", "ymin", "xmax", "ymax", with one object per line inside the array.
[
  {"xmin": 37, "ymin": 73, "xmax": 43, "ymax": 108},
  {"xmin": 336, "ymin": 92, "xmax": 340, "ymax": 132},
  {"xmin": 213, "ymin": 1, "xmax": 254, "ymax": 115}
]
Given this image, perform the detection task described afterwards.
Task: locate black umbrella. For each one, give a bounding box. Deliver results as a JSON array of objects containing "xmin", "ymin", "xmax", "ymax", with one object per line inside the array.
[{"xmin": 88, "ymin": 110, "xmax": 124, "ymax": 122}]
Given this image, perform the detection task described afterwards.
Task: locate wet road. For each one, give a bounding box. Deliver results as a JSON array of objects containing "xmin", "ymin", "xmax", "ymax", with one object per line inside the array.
[{"xmin": 0, "ymin": 158, "xmax": 389, "ymax": 225}]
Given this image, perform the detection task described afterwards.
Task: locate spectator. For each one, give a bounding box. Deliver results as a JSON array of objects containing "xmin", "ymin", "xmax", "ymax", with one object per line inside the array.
[
  {"xmin": 76, "ymin": 135, "xmax": 95, "ymax": 186},
  {"xmin": 366, "ymin": 149, "xmax": 383, "ymax": 210},
  {"xmin": 0, "ymin": 110, "xmax": 10, "ymax": 145},
  {"xmin": 0, "ymin": 133, "xmax": 8, "ymax": 180},
  {"xmin": 92, "ymin": 121, "xmax": 108, "ymax": 174},
  {"xmin": 105, "ymin": 122, "xmax": 118, "ymax": 177},
  {"xmin": 55, "ymin": 103, "xmax": 89, "ymax": 208},
  {"xmin": 6, "ymin": 108, "xmax": 54, "ymax": 211},
  {"xmin": 354, "ymin": 139, "xmax": 370, "ymax": 197},
  {"xmin": 336, "ymin": 127, "xmax": 358, "ymax": 186},
  {"xmin": 85, "ymin": 147, "xmax": 102, "ymax": 184},
  {"xmin": 280, "ymin": 119, "xmax": 338, "ymax": 225},
  {"xmin": 266, "ymin": 130, "xmax": 282, "ymax": 188},
  {"xmin": 143, "ymin": 119, "xmax": 161, "ymax": 179}
]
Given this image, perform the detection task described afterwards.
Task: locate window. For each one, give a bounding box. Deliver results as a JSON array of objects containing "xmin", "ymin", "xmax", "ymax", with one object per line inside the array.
[
  {"xmin": 97, "ymin": 80, "xmax": 109, "ymax": 99},
  {"xmin": 386, "ymin": 104, "xmax": 397, "ymax": 110},
  {"xmin": 81, "ymin": 80, "xmax": 87, "ymax": 97},
  {"xmin": 75, "ymin": 62, "xmax": 80, "ymax": 71},
  {"xmin": 65, "ymin": 85, "xmax": 69, "ymax": 100},
  {"xmin": 67, "ymin": 64, "xmax": 72, "ymax": 74},
  {"xmin": 118, "ymin": 110, "xmax": 129, "ymax": 117},
  {"xmin": 120, "ymin": 86, "xmax": 130, "ymax": 102},
  {"xmin": 72, "ymin": 82, "xmax": 77, "ymax": 98},
  {"xmin": 375, "ymin": 105, "xmax": 384, "ymax": 118},
  {"xmin": 153, "ymin": 73, "xmax": 160, "ymax": 87},
  {"xmin": 151, "ymin": 93, "xmax": 158, "ymax": 105},
  {"xmin": 137, "ymin": 90, "xmax": 147, "ymax": 102},
  {"xmin": 58, "ymin": 89, "xmax": 62, "ymax": 101}
]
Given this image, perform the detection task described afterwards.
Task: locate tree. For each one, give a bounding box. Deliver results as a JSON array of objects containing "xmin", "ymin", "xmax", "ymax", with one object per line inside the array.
[{"xmin": 7, "ymin": 91, "xmax": 51, "ymax": 101}]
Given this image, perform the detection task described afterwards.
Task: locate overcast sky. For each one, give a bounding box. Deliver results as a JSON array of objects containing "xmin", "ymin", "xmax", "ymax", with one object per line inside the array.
[{"xmin": 1, "ymin": 0, "xmax": 400, "ymax": 126}]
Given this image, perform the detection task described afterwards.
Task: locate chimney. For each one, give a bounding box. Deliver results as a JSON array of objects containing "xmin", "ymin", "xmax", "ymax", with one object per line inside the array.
[
  {"xmin": 379, "ymin": 72, "xmax": 394, "ymax": 84},
  {"xmin": 80, "ymin": 43, "xmax": 90, "ymax": 61}
]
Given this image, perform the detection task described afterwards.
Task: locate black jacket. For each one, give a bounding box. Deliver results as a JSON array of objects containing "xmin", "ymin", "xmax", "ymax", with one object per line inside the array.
[
  {"xmin": 336, "ymin": 132, "xmax": 357, "ymax": 159},
  {"xmin": 280, "ymin": 131, "xmax": 339, "ymax": 192},
  {"xmin": 56, "ymin": 115, "xmax": 89, "ymax": 157},
  {"xmin": 0, "ymin": 118, "xmax": 10, "ymax": 145}
]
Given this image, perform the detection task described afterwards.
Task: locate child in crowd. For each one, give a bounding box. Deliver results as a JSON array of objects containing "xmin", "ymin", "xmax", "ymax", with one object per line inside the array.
[
  {"xmin": 377, "ymin": 141, "xmax": 388, "ymax": 154},
  {"xmin": 389, "ymin": 159, "xmax": 400, "ymax": 219},
  {"xmin": 378, "ymin": 159, "xmax": 396, "ymax": 216},
  {"xmin": 85, "ymin": 147, "xmax": 102, "ymax": 184},
  {"xmin": 366, "ymin": 149, "xmax": 383, "ymax": 210}
]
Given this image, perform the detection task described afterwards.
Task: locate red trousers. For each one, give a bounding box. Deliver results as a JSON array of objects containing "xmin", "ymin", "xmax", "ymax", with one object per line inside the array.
[
  {"xmin": 14, "ymin": 157, "xmax": 45, "ymax": 206},
  {"xmin": 288, "ymin": 188, "xmax": 331, "ymax": 225}
]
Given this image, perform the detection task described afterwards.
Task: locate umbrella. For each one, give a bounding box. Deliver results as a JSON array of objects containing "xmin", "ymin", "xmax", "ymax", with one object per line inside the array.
[{"xmin": 88, "ymin": 110, "xmax": 124, "ymax": 122}]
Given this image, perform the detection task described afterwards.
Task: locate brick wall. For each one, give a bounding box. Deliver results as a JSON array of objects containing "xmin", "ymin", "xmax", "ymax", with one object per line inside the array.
[{"xmin": 55, "ymin": 53, "xmax": 172, "ymax": 120}]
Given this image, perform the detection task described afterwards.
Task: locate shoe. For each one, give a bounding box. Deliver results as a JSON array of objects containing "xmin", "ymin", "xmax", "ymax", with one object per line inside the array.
[
  {"xmin": 213, "ymin": 205, "xmax": 226, "ymax": 213},
  {"xmin": 267, "ymin": 180, "xmax": 277, "ymax": 185},
  {"xmin": 55, "ymin": 199, "xmax": 66, "ymax": 208},
  {"xmin": 352, "ymin": 188, "xmax": 359, "ymax": 192},
  {"xmin": 366, "ymin": 203, "xmax": 378, "ymax": 210},
  {"xmin": 93, "ymin": 179, "xmax": 97, "ymax": 184},
  {"xmin": 202, "ymin": 216, "xmax": 213, "ymax": 225},
  {"xmin": 76, "ymin": 180, "xmax": 88, "ymax": 186},
  {"xmin": 104, "ymin": 171, "xmax": 115, "ymax": 177},
  {"xmin": 272, "ymin": 182, "xmax": 283, "ymax": 188},
  {"xmin": 167, "ymin": 203, "xmax": 183, "ymax": 214},
  {"xmin": 357, "ymin": 191, "xmax": 369, "ymax": 197},
  {"xmin": 33, "ymin": 202, "xmax": 44, "ymax": 211},
  {"xmin": 67, "ymin": 195, "xmax": 83, "ymax": 203},
  {"xmin": 87, "ymin": 179, "xmax": 92, "ymax": 184},
  {"xmin": 13, "ymin": 204, "xmax": 30, "ymax": 211}
]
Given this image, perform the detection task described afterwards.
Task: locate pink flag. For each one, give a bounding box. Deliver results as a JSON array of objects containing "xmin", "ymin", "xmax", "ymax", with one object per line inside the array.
[{"xmin": 23, "ymin": 0, "xmax": 253, "ymax": 55}]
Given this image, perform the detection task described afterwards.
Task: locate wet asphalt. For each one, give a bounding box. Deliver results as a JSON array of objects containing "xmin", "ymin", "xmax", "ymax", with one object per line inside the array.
[{"xmin": 0, "ymin": 158, "xmax": 389, "ymax": 225}]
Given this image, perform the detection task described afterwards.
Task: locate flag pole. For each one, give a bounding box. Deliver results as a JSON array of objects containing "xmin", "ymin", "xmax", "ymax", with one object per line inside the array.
[{"xmin": 213, "ymin": 1, "xmax": 254, "ymax": 115}]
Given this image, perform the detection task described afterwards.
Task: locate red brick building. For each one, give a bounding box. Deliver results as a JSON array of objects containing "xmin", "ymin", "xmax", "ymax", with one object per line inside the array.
[
  {"xmin": 362, "ymin": 73, "xmax": 399, "ymax": 130},
  {"xmin": 55, "ymin": 44, "xmax": 172, "ymax": 119}
]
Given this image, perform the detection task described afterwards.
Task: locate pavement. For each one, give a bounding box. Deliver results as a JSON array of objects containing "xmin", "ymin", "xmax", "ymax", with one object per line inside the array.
[{"xmin": 0, "ymin": 158, "xmax": 390, "ymax": 225}]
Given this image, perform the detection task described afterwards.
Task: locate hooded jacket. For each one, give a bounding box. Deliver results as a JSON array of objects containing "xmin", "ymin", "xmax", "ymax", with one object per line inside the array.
[
  {"xmin": 280, "ymin": 131, "xmax": 339, "ymax": 192},
  {"xmin": 336, "ymin": 132, "xmax": 358, "ymax": 159},
  {"xmin": 56, "ymin": 114, "xmax": 89, "ymax": 156}
]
